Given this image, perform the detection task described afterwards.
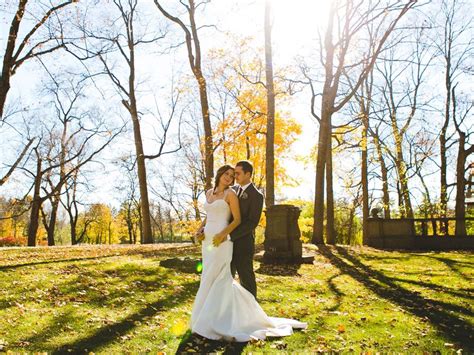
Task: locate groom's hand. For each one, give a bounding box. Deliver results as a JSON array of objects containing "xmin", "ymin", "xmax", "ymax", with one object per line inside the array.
[{"xmin": 212, "ymin": 232, "xmax": 227, "ymax": 247}]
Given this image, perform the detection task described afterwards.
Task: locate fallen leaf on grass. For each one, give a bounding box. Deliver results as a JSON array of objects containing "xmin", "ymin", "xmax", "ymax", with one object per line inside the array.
[
  {"xmin": 250, "ymin": 338, "xmax": 266, "ymax": 348},
  {"xmin": 0, "ymin": 339, "xmax": 7, "ymax": 351},
  {"xmin": 270, "ymin": 341, "xmax": 288, "ymax": 350},
  {"xmin": 16, "ymin": 340, "xmax": 30, "ymax": 347},
  {"xmin": 120, "ymin": 334, "xmax": 132, "ymax": 342}
]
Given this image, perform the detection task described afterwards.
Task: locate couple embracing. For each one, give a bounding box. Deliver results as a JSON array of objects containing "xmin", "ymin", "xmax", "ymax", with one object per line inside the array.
[{"xmin": 190, "ymin": 161, "xmax": 307, "ymax": 342}]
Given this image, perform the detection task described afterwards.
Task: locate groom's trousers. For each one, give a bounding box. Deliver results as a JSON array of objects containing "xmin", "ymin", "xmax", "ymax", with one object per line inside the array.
[{"xmin": 231, "ymin": 235, "xmax": 257, "ymax": 299}]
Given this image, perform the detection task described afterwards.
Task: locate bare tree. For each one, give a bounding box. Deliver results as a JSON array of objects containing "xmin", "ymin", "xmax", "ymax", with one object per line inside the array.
[
  {"xmin": 153, "ymin": 0, "xmax": 214, "ymax": 190},
  {"xmin": 452, "ymin": 88, "xmax": 474, "ymax": 236},
  {"xmin": 23, "ymin": 116, "xmax": 121, "ymax": 246},
  {"xmin": 1, "ymin": 0, "xmax": 76, "ymax": 118},
  {"xmin": 37, "ymin": 72, "xmax": 91, "ymax": 245},
  {"xmin": 374, "ymin": 29, "xmax": 433, "ymax": 219},
  {"xmin": 369, "ymin": 121, "xmax": 392, "ymax": 219},
  {"xmin": 60, "ymin": 168, "xmax": 95, "ymax": 245},
  {"xmin": 0, "ymin": 136, "xmax": 35, "ymax": 187},
  {"xmin": 430, "ymin": 0, "xmax": 473, "ymax": 224},
  {"xmin": 179, "ymin": 135, "xmax": 206, "ymax": 220},
  {"xmin": 304, "ymin": 0, "xmax": 418, "ymax": 244},
  {"xmin": 354, "ymin": 68, "xmax": 374, "ymax": 243},
  {"xmin": 71, "ymin": 0, "xmax": 180, "ymax": 244},
  {"xmin": 150, "ymin": 201, "xmax": 165, "ymax": 241},
  {"xmin": 114, "ymin": 153, "xmax": 142, "ymax": 244}
]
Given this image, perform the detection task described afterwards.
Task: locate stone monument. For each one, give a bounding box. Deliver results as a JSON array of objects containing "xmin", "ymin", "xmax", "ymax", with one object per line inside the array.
[{"xmin": 263, "ymin": 204, "xmax": 303, "ymax": 263}]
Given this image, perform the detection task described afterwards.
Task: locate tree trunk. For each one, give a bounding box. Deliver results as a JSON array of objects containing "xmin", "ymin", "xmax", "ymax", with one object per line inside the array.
[
  {"xmin": 70, "ymin": 217, "xmax": 78, "ymax": 245},
  {"xmin": 127, "ymin": 26, "xmax": 153, "ymax": 244},
  {"xmin": 130, "ymin": 111, "xmax": 153, "ymax": 244},
  {"xmin": 417, "ymin": 169, "xmax": 437, "ymax": 234},
  {"xmin": 47, "ymin": 197, "xmax": 59, "ymax": 246},
  {"xmin": 312, "ymin": 2, "xmax": 336, "ymax": 245},
  {"xmin": 264, "ymin": 0, "xmax": 275, "ymax": 207},
  {"xmin": 439, "ymin": 0, "xmax": 455, "ymax": 232},
  {"xmin": 372, "ymin": 133, "xmax": 391, "ymax": 218},
  {"xmin": 0, "ymin": 71, "xmax": 11, "ymax": 119},
  {"xmin": 191, "ymin": 171, "xmax": 201, "ymax": 220},
  {"xmin": 192, "ymin": 199, "xmax": 201, "ymax": 220},
  {"xmin": 396, "ymin": 180, "xmax": 404, "ymax": 216},
  {"xmin": 326, "ymin": 130, "xmax": 335, "ymax": 245},
  {"xmin": 196, "ymin": 74, "xmax": 214, "ymax": 190},
  {"xmin": 391, "ymin": 119, "xmax": 413, "ymax": 218},
  {"xmin": 361, "ymin": 112, "xmax": 369, "ymax": 244},
  {"xmin": 312, "ymin": 116, "xmax": 328, "ymax": 244},
  {"xmin": 440, "ymin": 131, "xmax": 448, "ymax": 219},
  {"xmin": 167, "ymin": 210, "xmax": 174, "ymax": 240},
  {"xmin": 312, "ymin": 108, "xmax": 332, "ymax": 245},
  {"xmin": 137, "ymin": 203, "xmax": 143, "ymax": 243},
  {"xmin": 27, "ymin": 155, "xmax": 42, "ymax": 246},
  {"xmin": 127, "ymin": 220, "xmax": 133, "ymax": 244},
  {"xmin": 454, "ymin": 133, "xmax": 467, "ymax": 236},
  {"xmin": 440, "ymin": 46, "xmax": 452, "ymax": 223},
  {"xmin": 66, "ymin": 176, "xmax": 80, "ymax": 245}
]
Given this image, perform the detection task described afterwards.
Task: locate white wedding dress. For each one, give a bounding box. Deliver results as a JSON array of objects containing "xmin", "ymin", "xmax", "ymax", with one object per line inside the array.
[{"xmin": 190, "ymin": 195, "xmax": 307, "ymax": 342}]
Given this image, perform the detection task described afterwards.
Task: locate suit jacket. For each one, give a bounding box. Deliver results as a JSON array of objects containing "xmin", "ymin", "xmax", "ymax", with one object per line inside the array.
[{"xmin": 230, "ymin": 183, "xmax": 264, "ymax": 242}]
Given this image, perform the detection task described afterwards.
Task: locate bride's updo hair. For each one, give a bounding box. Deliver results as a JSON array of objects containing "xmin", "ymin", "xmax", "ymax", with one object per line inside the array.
[{"xmin": 214, "ymin": 164, "xmax": 235, "ymax": 191}]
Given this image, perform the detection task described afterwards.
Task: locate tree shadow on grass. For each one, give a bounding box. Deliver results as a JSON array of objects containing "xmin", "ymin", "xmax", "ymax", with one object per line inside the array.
[
  {"xmin": 160, "ymin": 257, "xmax": 203, "ymax": 274},
  {"xmin": 319, "ymin": 246, "xmax": 474, "ymax": 351},
  {"xmin": 418, "ymin": 254, "xmax": 473, "ymax": 281},
  {"xmin": 255, "ymin": 263, "xmax": 302, "ymax": 277},
  {"xmin": 47, "ymin": 265, "xmax": 189, "ymax": 309},
  {"xmin": 175, "ymin": 330, "xmax": 248, "ymax": 354},
  {"xmin": 326, "ymin": 273, "xmax": 344, "ymax": 312},
  {"xmin": 0, "ymin": 255, "xmax": 124, "ymax": 271},
  {"xmin": 49, "ymin": 280, "xmax": 199, "ymax": 354},
  {"xmin": 13, "ymin": 309, "xmax": 79, "ymax": 352},
  {"xmin": 0, "ymin": 245, "xmax": 198, "ymax": 271},
  {"xmin": 388, "ymin": 276, "xmax": 474, "ymax": 301}
]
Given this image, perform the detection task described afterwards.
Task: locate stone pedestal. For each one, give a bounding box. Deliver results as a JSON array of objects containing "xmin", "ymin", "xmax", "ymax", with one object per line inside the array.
[{"xmin": 263, "ymin": 204, "xmax": 303, "ymax": 263}]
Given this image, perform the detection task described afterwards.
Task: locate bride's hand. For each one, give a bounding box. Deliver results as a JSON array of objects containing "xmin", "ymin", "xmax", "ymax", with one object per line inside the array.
[
  {"xmin": 212, "ymin": 232, "xmax": 227, "ymax": 247},
  {"xmin": 193, "ymin": 228, "xmax": 205, "ymax": 244}
]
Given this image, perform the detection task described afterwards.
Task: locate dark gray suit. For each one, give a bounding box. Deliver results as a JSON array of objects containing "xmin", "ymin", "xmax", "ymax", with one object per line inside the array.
[{"xmin": 230, "ymin": 183, "xmax": 264, "ymax": 298}]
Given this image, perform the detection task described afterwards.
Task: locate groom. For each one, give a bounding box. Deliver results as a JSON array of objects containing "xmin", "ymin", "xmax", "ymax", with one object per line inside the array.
[{"xmin": 227, "ymin": 161, "xmax": 264, "ymax": 299}]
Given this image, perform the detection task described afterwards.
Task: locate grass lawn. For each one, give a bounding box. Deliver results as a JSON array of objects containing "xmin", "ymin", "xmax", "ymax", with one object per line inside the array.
[{"xmin": 0, "ymin": 243, "xmax": 472, "ymax": 353}]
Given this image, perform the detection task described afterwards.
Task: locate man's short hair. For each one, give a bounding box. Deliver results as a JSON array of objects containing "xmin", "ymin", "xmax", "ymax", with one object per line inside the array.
[{"xmin": 236, "ymin": 160, "xmax": 253, "ymax": 176}]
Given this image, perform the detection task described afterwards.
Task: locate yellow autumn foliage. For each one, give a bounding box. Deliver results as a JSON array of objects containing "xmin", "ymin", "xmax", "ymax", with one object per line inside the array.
[{"xmin": 209, "ymin": 48, "xmax": 302, "ymax": 191}]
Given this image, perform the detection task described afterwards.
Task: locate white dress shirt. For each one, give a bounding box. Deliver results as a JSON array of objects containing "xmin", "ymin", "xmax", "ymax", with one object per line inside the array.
[{"xmin": 237, "ymin": 182, "xmax": 252, "ymax": 197}]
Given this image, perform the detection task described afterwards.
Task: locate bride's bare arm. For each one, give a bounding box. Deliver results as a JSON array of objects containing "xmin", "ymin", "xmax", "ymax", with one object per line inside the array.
[
  {"xmin": 222, "ymin": 191, "xmax": 242, "ymax": 235},
  {"xmin": 198, "ymin": 189, "xmax": 216, "ymax": 232},
  {"xmin": 194, "ymin": 190, "xmax": 213, "ymax": 242}
]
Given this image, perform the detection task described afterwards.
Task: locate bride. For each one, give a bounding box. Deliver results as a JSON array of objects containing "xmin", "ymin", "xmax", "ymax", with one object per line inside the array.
[{"xmin": 190, "ymin": 164, "xmax": 307, "ymax": 342}]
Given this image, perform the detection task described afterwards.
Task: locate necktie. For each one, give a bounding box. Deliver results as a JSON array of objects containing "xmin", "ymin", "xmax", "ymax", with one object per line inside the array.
[{"xmin": 237, "ymin": 186, "xmax": 243, "ymax": 198}]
